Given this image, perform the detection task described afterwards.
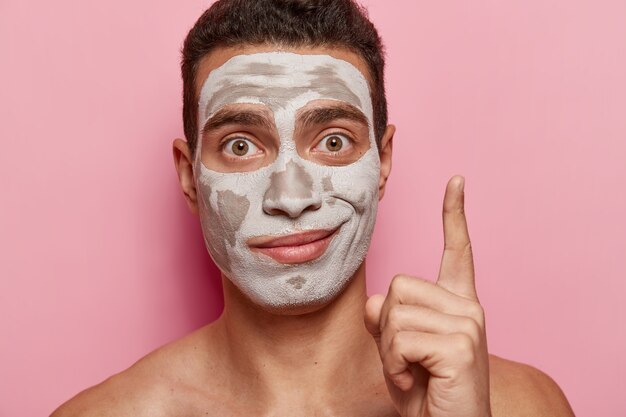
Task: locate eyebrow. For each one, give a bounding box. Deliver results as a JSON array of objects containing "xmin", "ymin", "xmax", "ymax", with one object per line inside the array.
[
  {"xmin": 298, "ymin": 103, "xmax": 369, "ymax": 129},
  {"xmin": 202, "ymin": 108, "xmax": 273, "ymax": 135}
]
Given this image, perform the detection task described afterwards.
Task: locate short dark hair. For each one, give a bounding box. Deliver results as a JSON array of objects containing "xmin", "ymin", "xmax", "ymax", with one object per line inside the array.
[{"xmin": 181, "ymin": 0, "xmax": 387, "ymax": 155}]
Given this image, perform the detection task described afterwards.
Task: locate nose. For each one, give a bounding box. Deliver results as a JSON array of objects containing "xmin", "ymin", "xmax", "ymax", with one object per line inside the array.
[{"xmin": 262, "ymin": 160, "xmax": 322, "ymax": 218}]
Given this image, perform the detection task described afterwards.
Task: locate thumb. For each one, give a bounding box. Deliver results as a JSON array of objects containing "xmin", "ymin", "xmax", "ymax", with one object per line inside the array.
[{"xmin": 364, "ymin": 294, "xmax": 385, "ymax": 345}]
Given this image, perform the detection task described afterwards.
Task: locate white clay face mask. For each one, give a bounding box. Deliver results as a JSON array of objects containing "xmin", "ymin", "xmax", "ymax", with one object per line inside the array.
[{"xmin": 194, "ymin": 52, "xmax": 380, "ymax": 311}]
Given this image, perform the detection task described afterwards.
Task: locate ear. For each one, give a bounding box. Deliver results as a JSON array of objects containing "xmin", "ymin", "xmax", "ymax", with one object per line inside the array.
[
  {"xmin": 173, "ymin": 138, "xmax": 199, "ymax": 214},
  {"xmin": 378, "ymin": 124, "xmax": 395, "ymax": 200}
]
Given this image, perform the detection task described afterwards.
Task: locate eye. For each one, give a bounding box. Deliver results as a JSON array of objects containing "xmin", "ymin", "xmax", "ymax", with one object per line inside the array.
[
  {"xmin": 223, "ymin": 137, "xmax": 260, "ymax": 157},
  {"xmin": 314, "ymin": 133, "xmax": 353, "ymax": 153}
]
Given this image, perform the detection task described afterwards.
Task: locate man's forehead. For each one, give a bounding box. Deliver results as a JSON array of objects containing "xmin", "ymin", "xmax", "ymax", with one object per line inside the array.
[
  {"xmin": 198, "ymin": 51, "xmax": 373, "ymax": 120},
  {"xmin": 194, "ymin": 45, "xmax": 374, "ymax": 94}
]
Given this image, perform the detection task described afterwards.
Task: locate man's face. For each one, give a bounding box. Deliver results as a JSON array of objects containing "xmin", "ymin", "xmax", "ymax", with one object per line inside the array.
[{"xmin": 192, "ymin": 46, "xmax": 382, "ymax": 312}]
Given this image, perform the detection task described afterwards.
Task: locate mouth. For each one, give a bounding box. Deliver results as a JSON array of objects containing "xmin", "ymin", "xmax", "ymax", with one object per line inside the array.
[{"xmin": 247, "ymin": 228, "xmax": 339, "ymax": 264}]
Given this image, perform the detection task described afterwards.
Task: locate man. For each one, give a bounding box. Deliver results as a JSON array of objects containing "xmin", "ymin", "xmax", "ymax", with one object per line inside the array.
[{"xmin": 52, "ymin": 0, "xmax": 575, "ymax": 416}]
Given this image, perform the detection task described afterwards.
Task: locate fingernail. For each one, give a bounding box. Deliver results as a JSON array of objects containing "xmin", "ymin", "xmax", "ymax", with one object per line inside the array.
[
  {"xmin": 392, "ymin": 375, "xmax": 413, "ymax": 391},
  {"xmin": 458, "ymin": 176, "xmax": 465, "ymax": 192}
]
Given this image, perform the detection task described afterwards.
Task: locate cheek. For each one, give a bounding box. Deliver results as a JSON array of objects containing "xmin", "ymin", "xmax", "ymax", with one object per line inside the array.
[
  {"xmin": 197, "ymin": 164, "xmax": 273, "ymax": 241},
  {"xmin": 197, "ymin": 169, "xmax": 253, "ymax": 243},
  {"xmin": 197, "ymin": 182, "xmax": 232, "ymax": 271},
  {"xmin": 319, "ymin": 152, "xmax": 381, "ymax": 210},
  {"xmin": 216, "ymin": 190, "xmax": 250, "ymax": 245}
]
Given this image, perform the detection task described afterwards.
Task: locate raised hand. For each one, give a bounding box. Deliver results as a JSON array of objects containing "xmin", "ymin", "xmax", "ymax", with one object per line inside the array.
[{"xmin": 365, "ymin": 176, "xmax": 491, "ymax": 417}]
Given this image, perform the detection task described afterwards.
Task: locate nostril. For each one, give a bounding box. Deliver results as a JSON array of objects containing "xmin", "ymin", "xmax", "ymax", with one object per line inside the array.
[
  {"xmin": 307, "ymin": 199, "xmax": 322, "ymax": 212},
  {"xmin": 262, "ymin": 196, "xmax": 322, "ymax": 218}
]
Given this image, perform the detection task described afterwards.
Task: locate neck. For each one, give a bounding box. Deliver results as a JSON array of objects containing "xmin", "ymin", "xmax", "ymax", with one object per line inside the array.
[{"xmin": 212, "ymin": 262, "xmax": 381, "ymax": 406}]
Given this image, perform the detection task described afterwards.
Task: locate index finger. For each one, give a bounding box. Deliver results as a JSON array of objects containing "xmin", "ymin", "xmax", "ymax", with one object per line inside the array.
[{"xmin": 436, "ymin": 176, "xmax": 477, "ymax": 300}]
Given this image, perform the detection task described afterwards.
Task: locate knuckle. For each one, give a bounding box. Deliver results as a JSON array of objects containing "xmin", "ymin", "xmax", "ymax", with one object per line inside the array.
[
  {"xmin": 387, "ymin": 305, "xmax": 404, "ymax": 326},
  {"xmin": 390, "ymin": 274, "xmax": 407, "ymax": 294},
  {"xmin": 466, "ymin": 302, "xmax": 485, "ymax": 325},
  {"xmin": 460, "ymin": 317, "xmax": 481, "ymax": 344},
  {"xmin": 453, "ymin": 333, "xmax": 476, "ymax": 366},
  {"xmin": 390, "ymin": 274, "xmax": 426, "ymax": 293},
  {"xmin": 389, "ymin": 331, "xmax": 408, "ymax": 354},
  {"xmin": 458, "ymin": 316, "xmax": 473, "ymax": 334}
]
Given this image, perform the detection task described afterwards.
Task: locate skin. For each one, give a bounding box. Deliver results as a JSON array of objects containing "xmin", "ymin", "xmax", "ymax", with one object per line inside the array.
[{"xmin": 50, "ymin": 44, "xmax": 576, "ymax": 417}]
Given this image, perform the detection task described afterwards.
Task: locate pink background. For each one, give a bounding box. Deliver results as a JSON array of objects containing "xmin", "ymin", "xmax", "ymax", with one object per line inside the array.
[{"xmin": 1, "ymin": 0, "xmax": 624, "ymax": 416}]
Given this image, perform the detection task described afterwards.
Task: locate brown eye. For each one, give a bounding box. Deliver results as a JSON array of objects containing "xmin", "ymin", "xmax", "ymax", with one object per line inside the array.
[
  {"xmin": 223, "ymin": 137, "xmax": 259, "ymax": 158},
  {"xmin": 314, "ymin": 133, "xmax": 353, "ymax": 155},
  {"xmin": 232, "ymin": 139, "xmax": 249, "ymax": 156},
  {"xmin": 325, "ymin": 135, "xmax": 343, "ymax": 152}
]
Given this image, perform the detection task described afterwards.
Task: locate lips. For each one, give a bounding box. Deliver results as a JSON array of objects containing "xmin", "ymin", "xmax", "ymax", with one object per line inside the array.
[{"xmin": 247, "ymin": 228, "xmax": 338, "ymax": 264}]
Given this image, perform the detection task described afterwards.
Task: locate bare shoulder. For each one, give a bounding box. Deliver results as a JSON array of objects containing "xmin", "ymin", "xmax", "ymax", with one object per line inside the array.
[
  {"xmin": 50, "ymin": 325, "xmax": 226, "ymax": 417},
  {"xmin": 49, "ymin": 366, "xmax": 173, "ymax": 417},
  {"xmin": 488, "ymin": 354, "xmax": 575, "ymax": 417}
]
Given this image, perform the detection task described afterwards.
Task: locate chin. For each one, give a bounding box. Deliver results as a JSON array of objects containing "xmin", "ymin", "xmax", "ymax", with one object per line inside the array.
[
  {"xmin": 240, "ymin": 276, "xmax": 354, "ymax": 316},
  {"xmin": 258, "ymin": 300, "xmax": 331, "ymax": 316}
]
